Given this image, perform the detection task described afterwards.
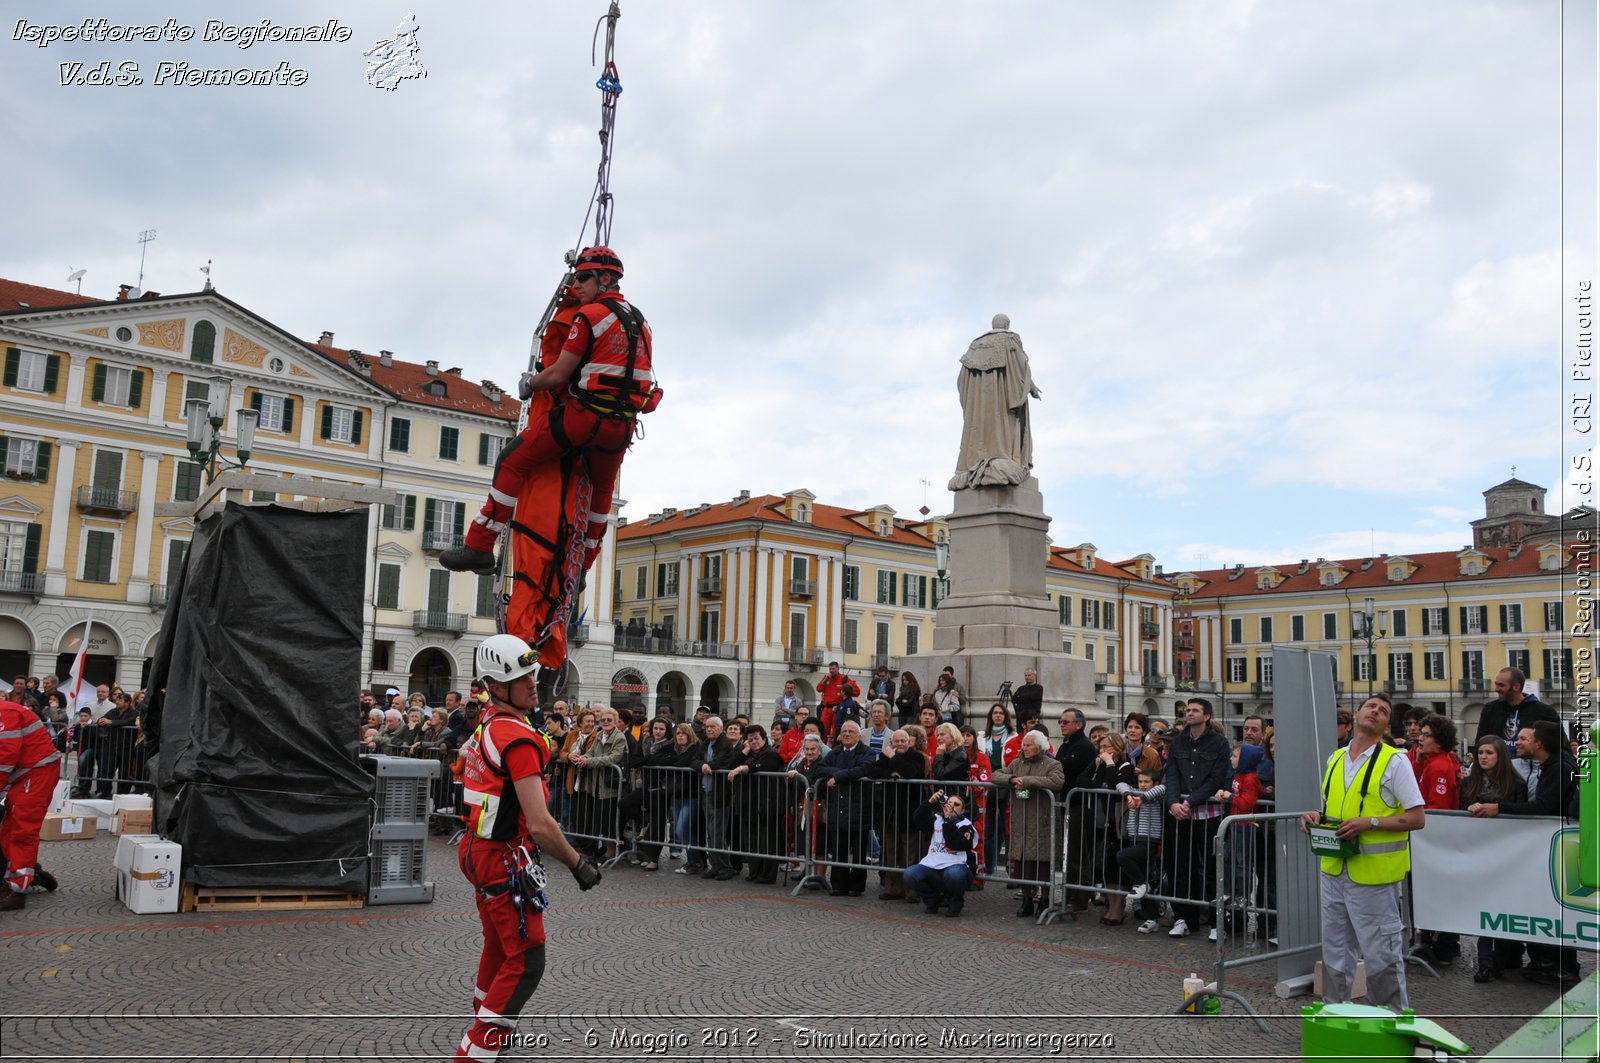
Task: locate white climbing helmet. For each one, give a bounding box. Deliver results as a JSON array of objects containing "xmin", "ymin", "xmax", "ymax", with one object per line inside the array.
[{"xmin": 476, "ymin": 633, "xmax": 538, "ymax": 684}]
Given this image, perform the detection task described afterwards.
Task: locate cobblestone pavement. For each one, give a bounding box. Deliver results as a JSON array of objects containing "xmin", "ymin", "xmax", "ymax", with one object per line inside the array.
[{"xmin": 1, "ymin": 833, "xmax": 1592, "ymax": 1061}]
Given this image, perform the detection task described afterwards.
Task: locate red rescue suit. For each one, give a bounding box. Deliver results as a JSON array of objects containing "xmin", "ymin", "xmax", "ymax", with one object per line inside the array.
[
  {"xmin": 455, "ymin": 705, "xmax": 554, "ymax": 1060},
  {"xmin": 466, "ymin": 290, "xmax": 657, "ymax": 566},
  {"xmin": 1, "ymin": 700, "xmax": 63, "ymax": 895}
]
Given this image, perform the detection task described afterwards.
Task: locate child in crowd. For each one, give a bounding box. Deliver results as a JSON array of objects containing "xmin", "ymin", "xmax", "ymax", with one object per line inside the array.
[{"xmin": 1116, "ymin": 767, "xmax": 1167, "ymax": 933}]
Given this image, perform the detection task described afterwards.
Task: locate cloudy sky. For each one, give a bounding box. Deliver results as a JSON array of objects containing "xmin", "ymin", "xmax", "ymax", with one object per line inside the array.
[{"xmin": 3, "ymin": 1, "xmax": 1594, "ymax": 571}]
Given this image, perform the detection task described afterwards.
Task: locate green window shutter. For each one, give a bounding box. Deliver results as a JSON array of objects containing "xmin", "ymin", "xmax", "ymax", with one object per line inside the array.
[
  {"xmin": 2, "ymin": 348, "xmax": 17, "ymax": 388},
  {"xmin": 92, "ymin": 363, "xmax": 106, "ymax": 402},
  {"xmin": 128, "ymin": 369, "xmax": 144, "ymax": 409},
  {"xmin": 376, "ymin": 565, "xmax": 400, "ymax": 609},
  {"xmin": 0, "ymin": 436, "xmax": 8, "ymax": 470},
  {"xmin": 478, "ymin": 433, "xmax": 489, "ymax": 465},
  {"xmin": 22, "ymin": 524, "xmax": 41, "ymax": 573},
  {"xmin": 919, "ymin": 575, "xmax": 928, "ymax": 605},
  {"xmin": 351, "ymin": 410, "xmax": 364, "ymax": 445},
  {"xmin": 423, "ymin": 497, "xmax": 437, "ymax": 536},
  {"xmin": 281, "ymin": 398, "xmax": 294, "ymax": 434},
  {"xmin": 33, "ymin": 441, "xmax": 50, "ymax": 482},
  {"xmin": 403, "ymin": 494, "xmax": 417, "ymax": 531},
  {"xmin": 250, "ymin": 392, "xmax": 263, "ymax": 412},
  {"xmin": 43, "ymin": 355, "xmax": 60, "ymax": 393},
  {"xmin": 320, "ymin": 404, "xmax": 333, "ymax": 440},
  {"xmin": 453, "ymin": 504, "xmax": 466, "ymax": 538}
]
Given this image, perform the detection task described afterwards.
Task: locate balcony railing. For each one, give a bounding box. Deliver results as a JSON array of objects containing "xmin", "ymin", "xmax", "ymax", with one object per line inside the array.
[
  {"xmin": 1385, "ymin": 678, "xmax": 1413, "ymax": 694},
  {"xmin": 871, "ymin": 654, "xmax": 898, "ymax": 673},
  {"xmin": 614, "ymin": 633, "xmax": 738, "ymax": 660},
  {"xmin": 0, "ymin": 570, "xmax": 41, "ymax": 595},
  {"xmin": 1251, "ymin": 681, "xmax": 1273, "ymax": 695},
  {"xmin": 697, "ymin": 577, "xmax": 722, "ymax": 595},
  {"xmin": 568, "ymin": 623, "xmax": 590, "ymax": 646},
  {"xmin": 786, "ymin": 647, "xmax": 823, "ymax": 669},
  {"xmin": 789, "ymin": 578, "xmax": 817, "ymax": 597},
  {"xmin": 1141, "ymin": 673, "xmax": 1169, "ymax": 692},
  {"xmin": 1459, "ymin": 678, "xmax": 1489, "ymax": 695},
  {"xmin": 421, "ymin": 530, "xmax": 463, "ymax": 552},
  {"xmin": 76, "ymin": 485, "xmax": 137, "ymax": 513},
  {"xmin": 149, "ymin": 583, "xmax": 168, "ymax": 609},
  {"xmin": 412, "ymin": 610, "xmax": 468, "ymax": 634},
  {"xmin": 1140, "ymin": 621, "xmax": 1161, "ymax": 640}
]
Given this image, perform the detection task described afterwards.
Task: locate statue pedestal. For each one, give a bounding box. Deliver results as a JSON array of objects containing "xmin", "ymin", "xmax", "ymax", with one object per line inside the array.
[{"xmin": 902, "ymin": 478, "xmax": 1095, "ymax": 719}]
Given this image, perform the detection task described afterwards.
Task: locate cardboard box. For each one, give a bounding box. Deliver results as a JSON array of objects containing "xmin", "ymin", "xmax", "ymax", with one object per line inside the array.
[
  {"xmin": 112, "ymin": 834, "xmax": 162, "ymax": 902},
  {"xmin": 41, "ymin": 812, "xmax": 97, "ymax": 841},
  {"xmin": 114, "ymin": 809, "xmax": 153, "ymax": 835},
  {"xmin": 114, "ymin": 838, "xmax": 181, "ymax": 914},
  {"xmin": 112, "ymin": 793, "xmax": 152, "ymax": 814},
  {"xmin": 66, "ymin": 798, "xmax": 115, "ymax": 830}
]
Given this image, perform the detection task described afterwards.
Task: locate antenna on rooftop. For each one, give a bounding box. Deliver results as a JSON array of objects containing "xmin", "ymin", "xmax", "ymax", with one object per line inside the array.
[
  {"xmin": 136, "ymin": 229, "xmax": 157, "ymax": 289},
  {"xmin": 199, "ymin": 259, "xmax": 213, "ymax": 291},
  {"xmin": 66, "ymin": 268, "xmax": 86, "ymax": 294}
]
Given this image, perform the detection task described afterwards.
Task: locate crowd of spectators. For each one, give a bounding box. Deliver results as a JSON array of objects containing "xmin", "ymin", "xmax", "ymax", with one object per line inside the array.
[{"xmin": 6, "ymin": 657, "xmax": 1585, "ymax": 985}]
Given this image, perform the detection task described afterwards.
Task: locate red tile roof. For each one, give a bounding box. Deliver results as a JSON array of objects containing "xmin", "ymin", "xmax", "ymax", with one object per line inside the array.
[
  {"xmin": 0, "ymin": 276, "xmax": 520, "ymax": 423},
  {"xmin": 0, "ymin": 278, "xmax": 103, "ymax": 313},
  {"xmin": 1177, "ymin": 544, "xmax": 1579, "ymax": 598},
  {"xmin": 311, "ymin": 344, "xmax": 518, "ymax": 422},
  {"xmin": 617, "ymin": 495, "xmax": 937, "ymax": 546},
  {"xmin": 1046, "ymin": 548, "xmax": 1167, "ymax": 586}
]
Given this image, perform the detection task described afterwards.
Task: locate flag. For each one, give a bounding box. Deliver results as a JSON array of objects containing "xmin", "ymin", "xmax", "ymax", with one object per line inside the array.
[{"xmin": 65, "ymin": 616, "xmax": 98, "ymax": 712}]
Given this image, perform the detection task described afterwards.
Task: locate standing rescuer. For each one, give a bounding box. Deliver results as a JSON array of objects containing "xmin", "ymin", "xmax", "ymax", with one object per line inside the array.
[
  {"xmin": 443, "ymin": 246, "xmax": 660, "ymax": 577},
  {"xmin": 455, "ymin": 634, "xmax": 602, "ymax": 1060},
  {"xmin": 1300, "ymin": 693, "xmax": 1426, "ymax": 1011}
]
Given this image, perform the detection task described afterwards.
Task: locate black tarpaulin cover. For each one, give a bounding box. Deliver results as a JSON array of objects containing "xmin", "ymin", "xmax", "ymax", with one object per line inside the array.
[{"xmin": 152, "ymin": 503, "xmax": 372, "ymax": 891}]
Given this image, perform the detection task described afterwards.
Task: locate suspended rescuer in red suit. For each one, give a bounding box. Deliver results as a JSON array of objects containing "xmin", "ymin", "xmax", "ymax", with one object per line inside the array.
[
  {"xmin": 0, "ymin": 691, "xmax": 63, "ymax": 910},
  {"xmin": 454, "ymin": 634, "xmax": 602, "ymax": 1060},
  {"xmin": 442, "ymin": 246, "xmax": 660, "ymax": 576}
]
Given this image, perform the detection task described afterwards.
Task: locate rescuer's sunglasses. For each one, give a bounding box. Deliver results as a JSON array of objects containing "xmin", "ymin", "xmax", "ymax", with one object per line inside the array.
[{"xmin": 574, "ymin": 271, "xmax": 598, "ymax": 282}]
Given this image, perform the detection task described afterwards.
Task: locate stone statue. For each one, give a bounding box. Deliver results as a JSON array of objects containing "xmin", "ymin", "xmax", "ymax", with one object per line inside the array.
[{"xmin": 949, "ymin": 314, "xmax": 1042, "ymax": 490}]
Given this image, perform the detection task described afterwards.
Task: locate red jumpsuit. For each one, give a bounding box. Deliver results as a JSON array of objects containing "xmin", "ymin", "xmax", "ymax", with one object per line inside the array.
[
  {"xmin": 1, "ymin": 700, "xmax": 63, "ymax": 895},
  {"xmin": 466, "ymin": 291, "xmax": 656, "ymax": 565},
  {"xmin": 455, "ymin": 705, "xmax": 555, "ymax": 1061},
  {"xmin": 815, "ymin": 673, "xmax": 858, "ymax": 741}
]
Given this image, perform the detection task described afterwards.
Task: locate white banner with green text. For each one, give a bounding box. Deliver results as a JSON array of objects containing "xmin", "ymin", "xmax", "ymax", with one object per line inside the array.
[{"xmin": 1410, "ymin": 811, "xmax": 1596, "ymax": 946}]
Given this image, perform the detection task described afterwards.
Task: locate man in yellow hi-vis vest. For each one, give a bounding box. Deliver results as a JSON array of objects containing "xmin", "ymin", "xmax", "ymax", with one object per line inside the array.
[{"xmin": 1301, "ymin": 693, "xmax": 1426, "ymax": 1010}]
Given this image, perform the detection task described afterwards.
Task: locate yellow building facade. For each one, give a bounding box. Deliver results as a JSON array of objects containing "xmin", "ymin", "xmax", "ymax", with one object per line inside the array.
[
  {"xmin": 0, "ymin": 278, "xmax": 519, "ymax": 700},
  {"xmin": 605, "ymin": 489, "xmax": 1175, "ymax": 721},
  {"xmin": 1171, "ymin": 530, "xmax": 1595, "ymax": 738}
]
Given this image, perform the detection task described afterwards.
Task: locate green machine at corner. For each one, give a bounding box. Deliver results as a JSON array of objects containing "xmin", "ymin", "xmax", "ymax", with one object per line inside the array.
[
  {"xmin": 1301, "ymin": 1004, "xmax": 1469, "ymax": 1061},
  {"xmin": 1581, "ymin": 723, "xmax": 1598, "ymax": 892}
]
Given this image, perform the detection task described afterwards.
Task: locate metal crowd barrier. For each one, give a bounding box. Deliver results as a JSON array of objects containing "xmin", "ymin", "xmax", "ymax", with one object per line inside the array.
[
  {"xmin": 1195, "ymin": 809, "xmax": 1323, "ymax": 1030},
  {"xmin": 58, "ymin": 725, "xmax": 151, "ymax": 798},
  {"xmin": 548, "ymin": 761, "xmax": 631, "ymax": 868}
]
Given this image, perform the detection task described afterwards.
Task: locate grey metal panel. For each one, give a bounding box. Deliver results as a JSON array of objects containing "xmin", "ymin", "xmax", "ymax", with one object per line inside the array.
[{"xmin": 1266, "ymin": 646, "xmax": 1339, "ymax": 995}]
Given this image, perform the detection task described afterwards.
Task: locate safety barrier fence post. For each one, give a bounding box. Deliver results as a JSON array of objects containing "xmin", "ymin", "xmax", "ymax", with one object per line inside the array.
[{"xmin": 1176, "ymin": 809, "xmax": 1323, "ymax": 1031}]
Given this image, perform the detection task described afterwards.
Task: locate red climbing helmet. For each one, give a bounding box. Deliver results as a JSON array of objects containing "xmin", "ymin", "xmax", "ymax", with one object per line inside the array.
[{"xmin": 574, "ymin": 245, "xmax": 623, "ymax": 278}]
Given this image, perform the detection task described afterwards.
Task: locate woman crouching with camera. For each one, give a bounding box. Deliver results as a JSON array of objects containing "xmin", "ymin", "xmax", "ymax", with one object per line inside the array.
[{"xmin": 903, "ymin": 789, "xmax": 979, "ymax": 917}]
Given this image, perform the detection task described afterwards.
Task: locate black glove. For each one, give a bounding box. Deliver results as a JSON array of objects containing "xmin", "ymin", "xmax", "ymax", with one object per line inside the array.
[{"xmin": 571, "ymin": 856, "xmax": 602, "ymax": 891}]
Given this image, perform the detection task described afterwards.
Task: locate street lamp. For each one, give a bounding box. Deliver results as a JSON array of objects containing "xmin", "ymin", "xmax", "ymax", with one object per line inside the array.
[
  {"xmin": 934, "ymin": 539, "xmax": 950, "ymax": 601},
  {"xmin": 1352, "ymin": 595, "xmax": 1388, "ymax": 698},
  {"xmin": 185, "ymin": 376, "xmax": 259, "ymax": 484}
]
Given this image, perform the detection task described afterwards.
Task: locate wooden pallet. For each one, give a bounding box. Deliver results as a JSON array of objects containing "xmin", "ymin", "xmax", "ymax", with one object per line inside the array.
[{"xmin": 180, "ymin": 882, "xmax": 365, "ymax": 913}]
